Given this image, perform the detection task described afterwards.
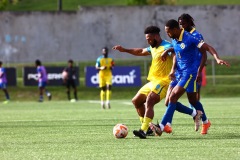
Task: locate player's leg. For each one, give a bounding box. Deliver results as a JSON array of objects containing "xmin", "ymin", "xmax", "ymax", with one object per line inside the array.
[
  {"xmin": 66, "ymin": 80, "xmax": 71, "ymax": 100},
  {"xmin": 171, "ymin": 74, "xmax": 203, "ymax": 131},
  {"xmin": 138, "ymin": 91, "xmax": 159, "ymax": 135},
  {"xmin": 106, "ymin": 85, "xmax": 112, "ymax": 109},
  {"xmin": 150, "ymin": 74, "xmax": 202, "ymax": 136},
  {"xmin": 131, "ymin": 83, "xmax": 149, "ymax": 138},
  {"xmin": 100, "ymin": 86, "xmax": 106, "ymax": 109},
  {"xmin": 165, "ymin": 85, "xmax": 173, "ymax": 107},
  {"xmin": 99, "ymin": 76, "xmax": 106, "ymax": 109},
  {"xmin": 134, "ymin": 81, "xmax": 167, "ymax": 138},
  {"xmin": 37, "ymin": 81, "xmax": 44, "ymax": 102},
  {"xmin": 164, "ymin": 84, "xmax": 176, "ymax": 133},
  {"xmin": 105, "ymin": 75, "xmax": 112, "ymax": 109},
  {"xmin": 1, "ymin": 83, "xmax": 10, "ymax": 103},
  {"xmin": 44, "ymin": 82, "xmax": 51, "ymax": 101},
  {"xmin": 39, "ymin": 87, "xmax": 44, "ymax": 102},
  {"xmin": 132, "ymin": 83, "xmax": 149, "ymax": 123},
  {"xmin": 187, "ymin": 91, "xmax": 210, "ymax": 133},
  {"xmin": 71, "ymin": 80, "xmax": 78, "ymax": 101},
  {"xmin": 150, "ymin": 85, "xmax": 186, "ymax": 136}
]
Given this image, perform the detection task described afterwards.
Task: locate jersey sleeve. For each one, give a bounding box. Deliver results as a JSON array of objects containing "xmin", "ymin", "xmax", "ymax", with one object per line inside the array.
[
  {"xmin": 164, "ymin": 42, "xmax": 173, "ymax": 56},
  {"xmin": 37, "ymin": 67, "xmax": 41, "ymax": 73},
  {"xmin": 189, "ymin": 34, "xmax": 204, "ymax": 49},
  {"xmin": 146, "ymin": 47, "xmax": 151, "ymax": 53},
  {"xmin": 95, "ymin": 57, "xmax": 101, "ymax": 68}
]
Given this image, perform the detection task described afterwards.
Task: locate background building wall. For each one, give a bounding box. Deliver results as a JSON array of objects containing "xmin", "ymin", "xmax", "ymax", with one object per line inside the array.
[{"xmin": 0, "ymin": 5, "xmax": 239, "ymax": 63}]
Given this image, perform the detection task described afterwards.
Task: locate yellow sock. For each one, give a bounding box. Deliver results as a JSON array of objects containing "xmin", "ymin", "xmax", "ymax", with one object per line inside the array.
[
  {"xmin": 139, "ymin": 117, "xmax": 144, "ymax": 124},
  {"xmin": 141, "ymin": 117, "xmax": 152, "ymax": 132},
  {"xmin": 100, "ymin": 90, "xmax": 106, "ymax": 102},
  {"xmin": 106, "ymin": 90, "xmax": 111, "ymax": 101}
]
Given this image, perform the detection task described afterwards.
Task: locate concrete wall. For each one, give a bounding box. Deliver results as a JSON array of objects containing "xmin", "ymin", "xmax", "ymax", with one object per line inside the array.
[{"xmin": 0, "ymin": 5, "xmax": 239, "ymax": 63}]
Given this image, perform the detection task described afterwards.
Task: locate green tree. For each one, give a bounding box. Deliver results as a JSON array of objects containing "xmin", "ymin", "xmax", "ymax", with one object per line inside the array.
[
  {"xmin": 127, "ymin": 0, "xmax": 147, "ymax": 5},
  {"xmin": 128, "ymin": 0, "xmax": 176, "ymax": 5},
  {"xmin": 0, "ymin": 0, "xmax": 8, "ymax": 10},
  {"xmin": 0, "ymin": 0, "xmax": 18, "ymax": 10}
]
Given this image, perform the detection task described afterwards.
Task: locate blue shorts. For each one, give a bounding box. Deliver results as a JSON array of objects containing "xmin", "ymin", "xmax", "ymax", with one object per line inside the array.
[
  {"xmin": 0, "ymin": 83, "xmax": 7, "ymax": 89},
  {"xmin": 170, "ymin": 72, "xmax": 198, "ymax": 93},
  {"xmin": 38, "ymin": 81, "xmax": 47, "ymax": 88}
]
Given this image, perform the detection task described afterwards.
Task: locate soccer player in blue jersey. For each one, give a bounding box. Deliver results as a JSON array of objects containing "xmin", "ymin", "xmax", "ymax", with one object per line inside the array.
[
  {"xmin": 35, "ymin": 60, "xmax": 52, "ymax": 102},
  {"xmin": 95, "ymin": 47, "xmax": 114, "ymax": 109},
  {"xmin": 150, "ymin": 19, "xmax": 224, "ymax": 136},
  {"xmin": 162, "ymin": 14, "xmax": 230, "ymax": 135},
  {"xmin": 177, "ymin": 13, "xmax": 229, "ymax": 134},
  {"xmin": 0, "ymin": 61, "xmax": 10, "ymax": 104}
]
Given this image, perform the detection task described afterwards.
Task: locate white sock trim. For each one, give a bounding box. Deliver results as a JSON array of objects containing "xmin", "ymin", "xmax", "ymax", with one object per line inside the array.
[
  {"xmin": 101, "ymin": 101, "xmax": 104, "ymax": 105},
  {"xmin": 191, "ymin": 109, "xmax": 197, "ymax": 117},
  {"xmin": 159, "ymin": 124, "xmax": 164, "ymax": 131},
  {"xmin": 203, "ymin": 119, "xmax": 208, "ymax": 124}
]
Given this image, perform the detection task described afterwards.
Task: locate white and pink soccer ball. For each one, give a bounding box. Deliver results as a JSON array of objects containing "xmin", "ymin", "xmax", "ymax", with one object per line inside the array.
[
  {"xmin": 113, "ymin": 124, "xmax": 128, "ymax": 138},
  {"xmin": 62, "ymin": 71, "xmax": 68, "ymax": 79}
]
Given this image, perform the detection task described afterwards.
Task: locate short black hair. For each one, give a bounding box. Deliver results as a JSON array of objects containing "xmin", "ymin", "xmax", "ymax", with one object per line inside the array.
[
  {"xmin": 102, "ymin": 47, "xmax": 108, "ymax": 53},
  {"xmin": 35, "ymin": 59, "xmax": 41, "ymax": 66},
  {"xmin": 144, "ymin": 26, "xmax": 160, "ymax": 34},
  {"xmin": 68, "ymin": 59, "xmax": 73, "ymax": 64},
  {"xmin": 0, "ymin": 61, "xmax": 2, "ymax": 65},
  {"xmin": 178, "ymin": 13, "xmax": 195, "ymax": 27},
  {"xmin": 165, "ymin": 19, "xmax": 180, "ymax": 29}
]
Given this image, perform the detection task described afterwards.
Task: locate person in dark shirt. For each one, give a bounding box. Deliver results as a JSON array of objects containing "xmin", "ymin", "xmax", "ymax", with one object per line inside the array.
[{"xmin": 62, "ymin": 59, "xmax": 78, "ymax": 102}]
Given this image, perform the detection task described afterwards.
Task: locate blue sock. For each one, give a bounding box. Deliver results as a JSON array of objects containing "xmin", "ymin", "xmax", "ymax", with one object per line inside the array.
[
  {"xmin": 194, "ymin": 101, "xmax": 207, "ymax": 121},
  {"xmin": 161, "ymin": 102, "xmax": 176, "ymax": 126},
  {"xmin": 176, "ymin": 102, "xmax": 193, "ymax": 115}
]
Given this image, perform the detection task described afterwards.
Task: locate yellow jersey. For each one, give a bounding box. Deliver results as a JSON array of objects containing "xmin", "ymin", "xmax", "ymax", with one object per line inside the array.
[
  {"xmin": 147, "ymin": 40, "xmax": 173, "ymax": 84},
  {"xmin": 95, "ymin": 55, "xmax": 114, "ymax": 77}
]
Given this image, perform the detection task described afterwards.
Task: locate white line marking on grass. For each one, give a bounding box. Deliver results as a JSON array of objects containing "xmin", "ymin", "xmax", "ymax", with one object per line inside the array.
[{"xmin": 88, "ymin": 100, "xmax": 100, "ymax": 104}]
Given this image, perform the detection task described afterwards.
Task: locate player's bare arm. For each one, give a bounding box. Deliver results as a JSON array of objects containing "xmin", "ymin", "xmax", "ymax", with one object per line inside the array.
[
  {"xmin": 197, "ymin": 48, "xmax": 207, "ymax": 83},
  {"xmin": 161, "ymin": 47, "xmax": 174, "ymax": 61},
  {"xmin": 112, "ymin": 45, "xmax": 150, "ymax": 56},
  {"xmin": 201, "ymin": 43, "xmax": 230, "ymax": 67},
  {"xmin": 95, "ymin": 64, "xmax": 106, "ymax": 70},
  {"xmin": 169, "ymin": 53, "xmax": 176, "ymax": 81}
]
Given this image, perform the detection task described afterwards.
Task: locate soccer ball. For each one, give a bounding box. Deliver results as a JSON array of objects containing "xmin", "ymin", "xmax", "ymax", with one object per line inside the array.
[
  {"xmin": 113, "ymin": 124, "xmax": 128, "ymax": 138},
  {"xmin": 62, "ymin": 71, "xmax": 68, "ymax": 79}
]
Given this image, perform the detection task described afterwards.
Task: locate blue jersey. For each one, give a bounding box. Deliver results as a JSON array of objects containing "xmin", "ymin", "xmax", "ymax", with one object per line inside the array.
[
  {"xmin": 172, "ymin": 29, "xmax": 204, "ymax": 74},
  {"xmin": 190, "ymin": 28, "xmax": 204, "ymax": 68}
]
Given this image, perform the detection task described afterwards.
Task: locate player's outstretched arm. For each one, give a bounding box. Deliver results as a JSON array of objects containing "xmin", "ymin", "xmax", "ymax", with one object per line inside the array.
[
  {"xmin": 161, "ymin": 47, "xmax": 174, "ymax": 61},
  {"xmin": 201, "ymin": 43, "xmax": 230, "ymax": 67},
  {"xmin": 169, "ymin": 53, "xmax": 176, "ymax": 81},
  {"xmin": 197, "ymin": 48, "xmax": 207, "ymax": 83},
  {"xmin": 112, "ymin": 45, "xmax": 150, "ymax": 56}
]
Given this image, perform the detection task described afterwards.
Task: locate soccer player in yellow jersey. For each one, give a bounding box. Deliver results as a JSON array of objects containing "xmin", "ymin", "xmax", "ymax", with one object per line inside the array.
[
  {"xmin": 95, "ymin": 47, "xmax": 115, "ymax": 109},
  {"xmin": 112, "ymin": 26, "xmax": 173, "ymax": 139}
]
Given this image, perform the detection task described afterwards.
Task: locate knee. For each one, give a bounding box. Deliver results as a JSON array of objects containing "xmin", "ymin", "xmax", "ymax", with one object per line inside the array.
[
  {"xmin": 131, "ymin": 97, "xmax": 138, "ymax": 106},
  {"xmin": 131, "ymin": 97, "xmax": 143, "ymax": 109},
  {"xmin": 189, "ymin": 99, "xmax": 197, "ymax": 106},
  {"xmin": 101, "ymin": 86, "xmax": 106, "ymax": 91},
  {"xmin": 169, "ymin": 93, "xmax": 178, "ymax": 103},
  {"xmin": 107, "ymin": 85, "xmax": 112, "ymax": 90},
  {"xmin": 164, "ymin": 99, "xmax": 169, "ymax": 106}
]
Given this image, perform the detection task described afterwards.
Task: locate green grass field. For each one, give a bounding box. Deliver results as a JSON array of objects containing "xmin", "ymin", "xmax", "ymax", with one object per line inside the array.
[{"xmin": 0, "ymin": 98, "xmax": 239, "ymax": 159}]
